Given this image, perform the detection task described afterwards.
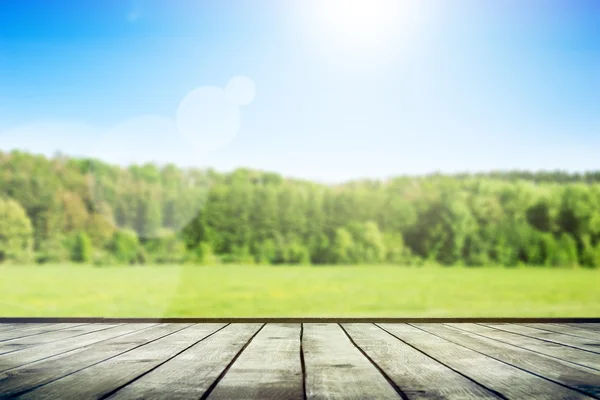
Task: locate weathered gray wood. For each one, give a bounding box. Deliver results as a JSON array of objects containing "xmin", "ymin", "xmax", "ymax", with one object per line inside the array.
[
  {"xmin": 0, "ymin": 323, "xmax": 190, "ymax": 399},
  {"xmin": 0, "ymin": 324, "xmax": 21, "ymax": 332},
  {"xmin": 106, "ymin": 324, "xmax": 262, "ymax": 400},
  {"xmin": 562, "ymin": 324, "xmax": 600, "ymax": 333},
  {"xmin": 0, "ymin": 323, "xmax": 156, "ymax": 373},
  {"xmin": 379, "ymin": 323, "xmax": 593, "ymax": 399},
  {"xmin": 343, "ymin": 323, "xmax": 499, "ymax": 399},
  {"xmin": 417, "ymin": 323, "xmax": 600, "ymax": 398},
  {"xmin": 302, "ymin": 323, "xmax": 402, "ymax": 399},
  {"xmin": 0, "ymin": 323, "xmax": 87, "ymax": 342},
  {"xmin": 519, "ymin": 323, "xmax": 600, "ymax": 341},
  {"xmin": 0, "ymin": 322, "xmax": 598, "ymax": 398},
  {"xmin": 447, "ymin": 323, "xmax": 600, "ymax": 371},
  {"xmin": 16, "ymin": 324, "xmax": 225, "ymax": 400},
  {"xmin": 0, "ymin": 323, "xmax": 54, "ymax": 333},
  {"xmin": 522, "ymin": 324, "xmax": 600, "ymax": 341},
  {"xmin": 206, "ymin": 323, "xmax": 303, "ymax": 400},
  {"xmin": 483, "ymin": 323, "xmax": 600, "ymax": 354},
  {"xmin": 0, "ymin": 323, "xmax": 123, "ymax": 355}
]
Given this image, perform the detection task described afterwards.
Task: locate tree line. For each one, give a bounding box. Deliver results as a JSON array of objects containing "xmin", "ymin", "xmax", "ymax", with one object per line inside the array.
[{"xmin": 1, "ymin": 149, "xmax": 600, "ymax": 267}]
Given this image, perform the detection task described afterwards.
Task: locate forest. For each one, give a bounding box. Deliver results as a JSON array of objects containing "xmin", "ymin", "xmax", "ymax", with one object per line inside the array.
[{"xmin": 1, "ymin": 149, "xmax": 600, "ymax": 268}]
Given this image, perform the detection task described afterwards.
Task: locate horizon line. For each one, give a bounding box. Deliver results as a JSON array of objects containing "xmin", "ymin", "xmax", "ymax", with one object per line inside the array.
[{"xmin": 3, "ymin": 148, "xmax": 600, "ymax": 185}]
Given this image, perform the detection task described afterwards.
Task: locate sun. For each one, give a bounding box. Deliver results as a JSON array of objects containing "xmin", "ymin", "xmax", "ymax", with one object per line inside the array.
[{"xmin": 313, "ymin": 0, "xmax": 409, "ymax": 48}]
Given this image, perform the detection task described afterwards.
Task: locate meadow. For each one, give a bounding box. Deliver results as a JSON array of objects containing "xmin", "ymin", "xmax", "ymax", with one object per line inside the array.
[{"xmin": 1, "ymin": 265, "xmax": 598, "ymax": 317}]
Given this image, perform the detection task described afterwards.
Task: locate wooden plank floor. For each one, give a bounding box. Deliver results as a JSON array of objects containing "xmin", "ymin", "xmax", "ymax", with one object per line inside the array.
[{"xmin": 0, "ymin": 323, "xmax": 598, "ymax": 399}]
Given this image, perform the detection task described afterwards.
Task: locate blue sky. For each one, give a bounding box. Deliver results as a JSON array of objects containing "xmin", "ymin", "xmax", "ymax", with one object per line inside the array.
[{"xmin": 0, "ymin": 0, "xmax": 599, "ymax": 182}]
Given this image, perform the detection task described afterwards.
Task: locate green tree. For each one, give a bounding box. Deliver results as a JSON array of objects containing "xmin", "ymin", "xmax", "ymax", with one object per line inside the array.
[
  {"xmin": 383, "ymin": 232, "xmax": 413, "ymax": 265},
  {"xmin": 0, "ymin": 198, "xmax": 34, "ymax": 263},
  {"xmin": 332, "ymin": 227, "xmax": 353, "ymax": 264},
  {"xmin": 192, "ymin": 241, "xmax": 219, "ymax": 265},
  {"xmin": 4, "ymin": 149, "xmax": 600, "ymax": 268},
  {"xmin": 593, "ymin": 244, "xmax": 600, "ymax": 268},
  {"xmin": 254, "ymin": 239, "xmax": 277, "ymax": 264},
  {"xmin": 144, "ymin": 228, "xmax": 187, "ymax": 264},
  {"xmin": 71, "ymin": 232, "xmax": 93, "ymax": 263},
  {"xmin": 553, "ymin": 233, "xmax": 579, "ymax": 267},
  {"xmin": 346, "ymin": 221, "xmax": 386, "ymax": 263},
  {"xmin": 60, "ymin": 191, "xmax": 89, "ymax": 232},
  {"xmin": 579, "ymin": 234, "xmax": 596, "ymax": 268},
  {"xmin": 85, "ymin": 213, "xmax": 116, "ymax": 249},
  {"xmin": 36, "ymin": 235, "xmax": 69, "ymax": 264},
  {"xmin": 108, "ymin": 229, "xmax": 140, "ymax": 264},
  {"xmin": 285, "ymin": 241, "xmax": 311, "ymax": 265}
]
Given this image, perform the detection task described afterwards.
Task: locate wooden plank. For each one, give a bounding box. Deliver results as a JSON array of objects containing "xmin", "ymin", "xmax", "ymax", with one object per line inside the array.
[
  {"xmin": 0, "ymin": 323, "xmax": 86, "ymax": 342},
  {"xmin": 0, "ymin": 323, "xmax": 190, "ymax": 398},
  {"xmin": 0, "ymin": 323, "xmax": 156, "ymax": 373},
  {"xmin": 447, "ymin": 323, "xmax": 600, "ymax": 371},
  {"xmin": 0, "ymin": 323, "xmax": 124, "ymax": 355},
  {"xmin": 563, "ymin": 324, "xmax": 600, "ymax": 333},
  {"xmin": 415, "ymin": 323, "xmax": 600, "ymax": 398},
  {"xmin": 0, "ymin": 324, "xmax": 55, "ymax": 333},
  {"xmin": 483, "ymin": 323, "xmax": 600, "ymax": 354},
  {"xmin": 378, "ymin": 323, "xmax": 593, "ymax": 399},
  {"xmin": 342, "ymin": 323, "xmax": 499, "ymax": 399},
  {"xmin": 205, "ymin": 323, "xmax": 304, "ymax": 400},
  {"xmin": 0, "ymin": 324, "xmax": 21, "ymax": 332},
  {"xmin": 106, "ymin": 324, "xmax": 262, "ymax": 400},
  {"xmin": 302, "ymin": 323, "xmax": 402, "ymax": 399},
  {"xmin": 16, "ymin": 324, "xmax": 226, "ymax": 400},
  {"xmin": 522, "ymin": 323, "xmax": 600, "ymax": 341}
]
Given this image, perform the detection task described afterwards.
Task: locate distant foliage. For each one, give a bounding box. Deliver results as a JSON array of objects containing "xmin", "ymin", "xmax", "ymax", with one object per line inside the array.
[
  {"xmin": 332, "ymin": 228, "xmax": 353, "ymax": 264},
  {"xmin": 71, "ymin": 232, "xmax": 93, "ymax": 263},
  {"xmin": 144, "ymin": 228, "xmax": 187, "ymax": 264},
  {"xmin": 193, "ymin": 241, "xmax": 219, "ymax": 265},
  {"xmin": 0, "ymin": 198, "xmax": 34, "ymax": 263},
  {"xmin": 1, "ymin": 150, "xmax": 600, "ymax": 267},
  {"xmin": 36, "ymin": 235, "xmax": 69, "ymax": 264},
  {"xmin": 107, "ymin": 229, "xmax": 141, "ymax": 264}
]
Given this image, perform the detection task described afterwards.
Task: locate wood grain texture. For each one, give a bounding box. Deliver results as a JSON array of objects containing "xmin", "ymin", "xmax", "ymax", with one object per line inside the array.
[
  {"xmin": 416, "ymin": 323, "xmax": 600, "ymax": 398},
  {"xmin": 302, "ymin": 323, "xmax": 402, "ymax": 400},
  {"xmin": 0, "ymin": 323, "xmax": 156, "ymax": 373},
  {"xmin": 523, "ymin": 324, "xmax": 600, "ymax": 341},
  {"xmin": 446, "ymin": 323, "xmax": 600, "ymax": 371},
  {"xmin": 0, "ymin": 324, "xmax": 55, "ymax": 333},
  {"xmin": 342, "ymin": 323, "xmax": 499, "ymax": 399},
  {"xmin": 17, "ymin": 324, "xmax": 225, "ymax": 400},
  {"xmin": 0, "ymin": 323, "xmax": 123, "ymax": 355},
  {"xmin": 0, "ymin": 323, "xmax": 87, "ymax": 342},
  {"xmin": 0, "ymin": 322, "xmax": 597, "ymax": 399},
  {"xmin": 483, "ymin": 324, "xmax": 600, "ymax": 354},
  {"xmin": 379, "ymin": 323, "xmax": 593, "ymax": 399},
  {"xmin": 106, "ymin": 323, "xmax": 262, "ymax": 400},
  {"xmin": 205, "ymin": 323, "xmax": 304, "ymax": 400},
  {"xmin": 564, "ymin": 324, "xmax": 600, "ymax": 331},
  {"xmin": 0, "ymin": 323, "xmax": 189, "ymax": 399}
]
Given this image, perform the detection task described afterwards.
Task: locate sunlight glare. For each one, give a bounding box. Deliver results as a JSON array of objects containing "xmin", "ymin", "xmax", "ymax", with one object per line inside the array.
[{"xmin": 314, "ymin": 0, "xmax": 409, "ymax": 47}]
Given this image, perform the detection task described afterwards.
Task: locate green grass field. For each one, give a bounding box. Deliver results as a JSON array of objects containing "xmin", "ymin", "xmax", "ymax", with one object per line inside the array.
[{"xmin": 1, "ymin": 265, "xmax": 598, "ymax": 317}]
